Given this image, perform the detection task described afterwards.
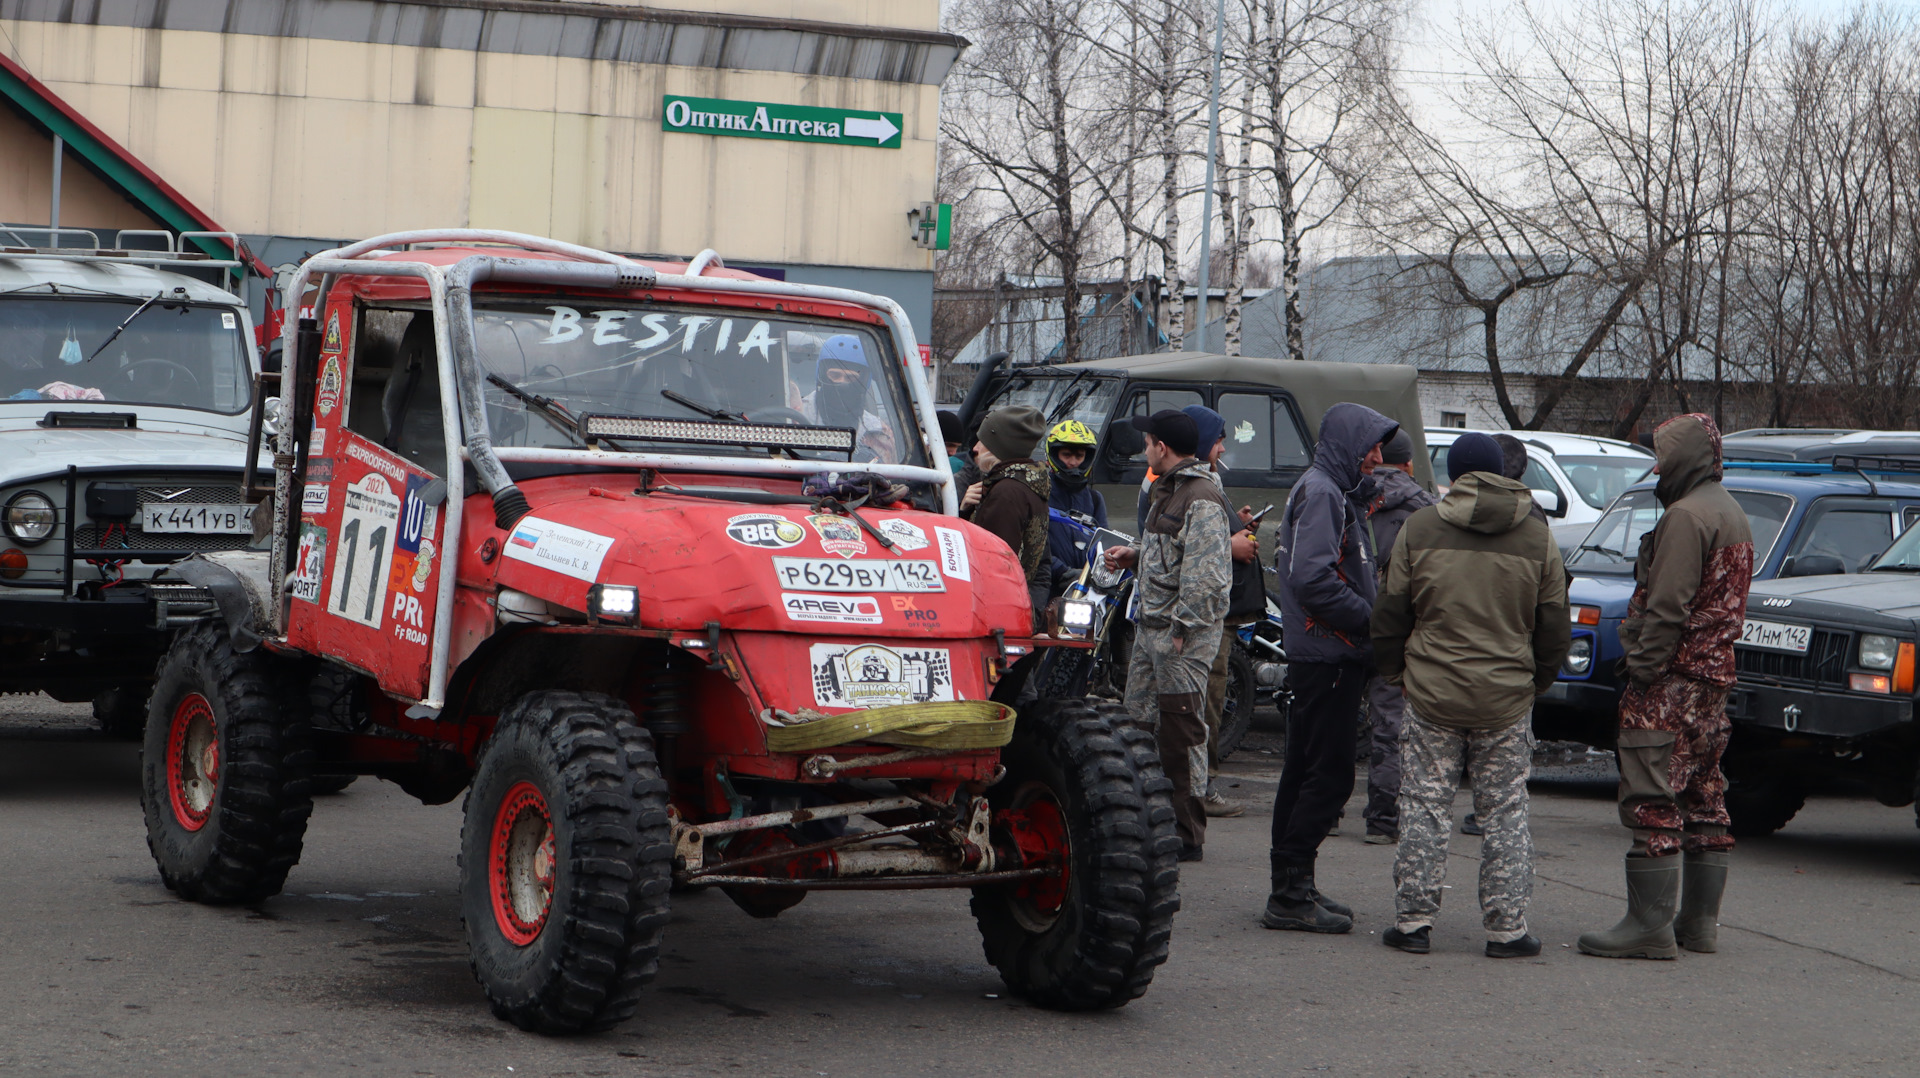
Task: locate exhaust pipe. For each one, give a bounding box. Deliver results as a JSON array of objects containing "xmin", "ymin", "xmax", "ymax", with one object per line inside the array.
[{"xmin": 955, "ymin": 350, "xmax": 1008, "ymax": 431}]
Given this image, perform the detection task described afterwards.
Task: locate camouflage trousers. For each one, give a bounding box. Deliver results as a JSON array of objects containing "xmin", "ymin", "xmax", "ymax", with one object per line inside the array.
[
  {"xmin": 1125, "ymin": 619, "xmax": 1223, "ymax": 848},
  {"xmin": 1394, "ymin": 706, "xmax": 1534, "ymax": 941},
  {"xmin": 1617, "ymin": 674, "xmax": 1734, "ymax": 857}
]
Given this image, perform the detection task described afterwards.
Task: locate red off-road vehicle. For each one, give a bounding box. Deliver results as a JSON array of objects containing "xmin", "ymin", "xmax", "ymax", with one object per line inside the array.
[{"xmin": 140, "ymin": 231, "xmax": 1178, "ymax": 1033}]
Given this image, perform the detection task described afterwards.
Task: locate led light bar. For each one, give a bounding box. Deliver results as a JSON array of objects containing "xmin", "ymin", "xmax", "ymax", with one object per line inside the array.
[{"xmin": 579, "ymin": 414, "xmax": 855, "ymax": 453}]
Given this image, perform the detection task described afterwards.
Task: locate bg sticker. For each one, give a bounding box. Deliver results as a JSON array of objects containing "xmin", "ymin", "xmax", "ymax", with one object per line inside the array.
[{"xmin": 727, "ymin": 513, "xmax": 805, "ymax": 549}]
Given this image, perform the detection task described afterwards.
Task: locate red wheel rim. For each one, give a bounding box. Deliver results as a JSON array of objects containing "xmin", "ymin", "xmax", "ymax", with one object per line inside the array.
[
  {"xmin": 489, "ymin": 781, "xmax": 555, "ymax": 946},
  {"xmin": 1000, "ymin": 786, "xmax": 1072, "ymax": 929},
  {"xmin": 165, "ymin": 693, "xmax": 219, "ymax": 832}
]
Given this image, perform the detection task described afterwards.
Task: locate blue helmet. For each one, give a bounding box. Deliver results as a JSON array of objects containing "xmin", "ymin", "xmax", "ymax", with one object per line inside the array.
[{"xmin": 817, "ymin": 334, "xmax": 868, "ymax": 380}]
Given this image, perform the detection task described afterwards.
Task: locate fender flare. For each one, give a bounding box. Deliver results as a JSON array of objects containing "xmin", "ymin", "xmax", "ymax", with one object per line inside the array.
[{"xmin": 168, "ymin": 556, "xmax": 265, "ymax": 653}]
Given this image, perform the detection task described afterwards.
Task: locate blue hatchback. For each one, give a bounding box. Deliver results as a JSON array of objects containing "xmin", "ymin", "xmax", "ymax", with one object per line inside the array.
[{"xmin": 1537, "ymin": 465, "xmax": 1920, "ymax": 746}]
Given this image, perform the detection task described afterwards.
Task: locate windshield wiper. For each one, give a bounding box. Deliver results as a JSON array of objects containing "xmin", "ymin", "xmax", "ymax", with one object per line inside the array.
[
  {"xmin": 1869, "ymin": 564, "xmax": 1920, "ymax": 572},
  {"xmin": 485, "ymin": 373, "xmax": 590, "ymax": 448},
  {"xmin": 661, "ymin": 389, "xmax": 800, "ymax": 459},
  {"xmin": 1576, "ymin": 543, "xmax": 1624, "ymax": 559},
  {"xmin": 662, "ymin": 388, "xmax": 748, "ymax": 423},
  {"xmin": 90, "ymin": 293, "xmax": 162, "ymax": 360}
]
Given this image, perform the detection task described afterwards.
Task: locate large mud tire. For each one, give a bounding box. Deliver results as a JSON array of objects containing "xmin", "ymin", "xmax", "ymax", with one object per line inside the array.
[
  {"xmin": 461, "ymin": 691, "xmax": 672, "ymax": 1035},
  {"xmin": 971, "ymin": 696, "xmax": 1179, "ymax": 1010},
  {"xmin": 1726, "ymin": 773, "xmax": 1806, "ymax": 838},
  {"xmin": 140, "ymin": 622, "xmax": 314, "ymax": 904}
]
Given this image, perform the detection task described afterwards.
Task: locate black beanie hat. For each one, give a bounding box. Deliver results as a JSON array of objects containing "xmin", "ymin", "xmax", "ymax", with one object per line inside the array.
[
  {"xmin": 1446, "ymin": 432, "xmax": 1505, "ymax": 482},
  {"xmin": 1128, "ymin": 409, "xmax": 1200, "ymax": 457},
  {"xmin": 1491, "ymin": 433, "xmax": 1530, "ymax": 481},
  {"xmin": 1382, "ymin": 428, "xmax": 1415, "ymax": 465},
  {"xmin": 937, "ymin": 409, "xmax": 963, "ymax": 446}
]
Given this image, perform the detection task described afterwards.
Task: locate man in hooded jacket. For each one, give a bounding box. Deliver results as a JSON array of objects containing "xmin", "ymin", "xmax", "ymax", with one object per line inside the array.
[
  {"xmin": 1372, "ymin": 432, "xmax": 1569, "ymax": 958},
  {"xmin": 1260, "ymin": 402, "xmax": 1400, "ymax": 934},
  {"xmin": 1579, "ymin": 414, "xmax": 1752, "ymax": 960},
  {"xmin": 960, "ymin": 405, "xmax": 1052, "ymax": 629},
  {"xmin": 1361, "ymin": 428, "xmax": 1437, "ymax": 844}
]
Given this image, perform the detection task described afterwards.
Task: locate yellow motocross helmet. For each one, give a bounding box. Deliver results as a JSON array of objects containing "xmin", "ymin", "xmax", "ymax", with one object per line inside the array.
[{"xmin": 1047, "ymin": 420, "xmax": 1098, "ymax": 487}]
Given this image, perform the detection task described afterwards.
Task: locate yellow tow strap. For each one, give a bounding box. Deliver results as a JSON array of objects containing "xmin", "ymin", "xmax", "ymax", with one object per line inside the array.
[{"xmin": 764, "ymin": 701, "xmax": 1018, "ymax": 753}]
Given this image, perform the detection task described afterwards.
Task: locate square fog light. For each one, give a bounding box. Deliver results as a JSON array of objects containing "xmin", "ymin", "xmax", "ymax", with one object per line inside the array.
[{"xmin": 587, "ymin": 583, "xmax": 640, "ymax": 626}]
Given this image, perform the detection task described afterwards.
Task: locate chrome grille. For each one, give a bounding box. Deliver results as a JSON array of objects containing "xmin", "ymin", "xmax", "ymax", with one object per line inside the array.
[{"xmin": 77, "ymin": 480, "xmax": 253, "ymax": 554}]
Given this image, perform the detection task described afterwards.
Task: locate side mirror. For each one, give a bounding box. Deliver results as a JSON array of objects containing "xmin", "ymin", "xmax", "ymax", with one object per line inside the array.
[
  {"xmin": 1107, "ymin": 422, "xmax": 1146, "ymax": 459},
  {"xmin": 261, "ymin": 340, "xmax": 283, "ymax": 375},
  {"xmin": 1531, "ymin": 488, "xmax": 1567, "ymax": 518},
  {"xmin": 1784, "ymin": 554, "xmax": 1846, "ymax": 577}
]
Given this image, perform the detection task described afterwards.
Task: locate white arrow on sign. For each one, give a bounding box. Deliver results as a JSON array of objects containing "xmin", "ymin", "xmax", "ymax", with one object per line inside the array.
[{"xmin": 844, "ymin": 115, "xmax": 900, "ymax": 143}]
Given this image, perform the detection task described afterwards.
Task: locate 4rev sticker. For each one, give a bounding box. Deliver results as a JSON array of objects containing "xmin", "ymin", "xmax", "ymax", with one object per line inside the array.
[
  {"xmin": 781, "ymin": 592, "xmax": 882, "ymax": 625},
  {"xmin": 810, "ymin": 642, "xmax": 954, "ymax": 709}
]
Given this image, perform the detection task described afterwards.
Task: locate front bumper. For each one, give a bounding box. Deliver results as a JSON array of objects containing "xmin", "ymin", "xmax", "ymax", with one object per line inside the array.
[
  {"xmin": 0, "ymin": 584, "xmax": 212, "ymax": 634},
  {"xmin": 1729, "ymin": 682, "xmax": 1913, "ymax": 739}
]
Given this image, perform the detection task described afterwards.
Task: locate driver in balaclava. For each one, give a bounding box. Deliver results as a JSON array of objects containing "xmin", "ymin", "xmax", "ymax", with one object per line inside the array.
[
  {"xmin": 799, "ymin": 335, "xmax": 895, "ymax": 462},
  {"xmin": 1044, "ymin": 420, "xmax": 1108, "ymax": 588}
]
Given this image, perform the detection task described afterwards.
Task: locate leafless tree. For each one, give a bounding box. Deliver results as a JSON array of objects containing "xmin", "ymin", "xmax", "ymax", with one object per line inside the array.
[{"xmin": 943, "ymin": 0, "xmax": 1124, "ymax": 361}]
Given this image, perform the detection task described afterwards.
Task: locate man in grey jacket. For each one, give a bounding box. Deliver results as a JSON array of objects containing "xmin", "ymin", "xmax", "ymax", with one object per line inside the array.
[
  {"xmin": 1361, "ymin": 429, "xmax": 1436, "ymax": 844},
  {"xmin": 1261, "ymin": 402, "xmax": 1400, "ymax": 934}
]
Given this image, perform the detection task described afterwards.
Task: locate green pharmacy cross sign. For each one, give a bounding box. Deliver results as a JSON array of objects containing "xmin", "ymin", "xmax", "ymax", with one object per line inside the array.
[{"xmin": 662, "ymin": 95, "xmax": 903, "ymax": 149}]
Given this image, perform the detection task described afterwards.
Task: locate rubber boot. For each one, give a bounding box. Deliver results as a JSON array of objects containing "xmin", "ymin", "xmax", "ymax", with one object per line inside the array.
[
  {"xmin": 1260, "ymin": 862, "xmax": 1352, "ymax": 934},
  {"xmin": 1674, "ymin": 850, "xmax": 1729, "ymax": 953},
  {"xmin": 1577, "ymin": 855, "xmax": 1680, "ymax": 960}
]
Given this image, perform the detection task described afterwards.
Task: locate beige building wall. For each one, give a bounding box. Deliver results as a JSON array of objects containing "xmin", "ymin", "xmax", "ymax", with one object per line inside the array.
[
  {"xmin": 0, "ymin": 104, "xmax": 165, "ymax": 234},
  {"xmin": 0, "ymin": 14, "xmax": 942, "ymax": 273}
]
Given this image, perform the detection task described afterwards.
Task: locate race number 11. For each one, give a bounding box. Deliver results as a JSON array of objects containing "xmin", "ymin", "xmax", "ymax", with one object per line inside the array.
[{"xmin": 328, "ymin": 474, "xmax": 402, "ymax": 629}]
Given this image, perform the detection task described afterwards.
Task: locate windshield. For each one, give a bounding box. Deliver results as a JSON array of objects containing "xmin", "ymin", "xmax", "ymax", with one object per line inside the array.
[
  {"xmin": 986, "ymin": 371, "xmax": 1124, "ymax": 436},
  {"xmin": 470, "ymin": 303, "xmax": 924, "ymax": 465},
  {"xmin": 1871, "ymin": 520, "xmax": 1920, "ymax": 570},
  {"xmin": 1566, "ymin": 488, "xmax": 1791, "ymax": 575},
  {"xmin": 0, "ymin": 297, "xmax": 251, "ymax": 413},
  {"xmin": 1556, "ymin": 454, "xmax": 1653, "ymax": 509}
]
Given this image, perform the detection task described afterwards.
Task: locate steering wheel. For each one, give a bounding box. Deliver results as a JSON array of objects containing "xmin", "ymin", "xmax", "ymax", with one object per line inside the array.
[
  {"xmin": 745, "ymin": 406, "xmax": 813, "ymax": 426},
  {"xmin": 120, "ymin": 358, "xmax": 201, "ymax": 399}
]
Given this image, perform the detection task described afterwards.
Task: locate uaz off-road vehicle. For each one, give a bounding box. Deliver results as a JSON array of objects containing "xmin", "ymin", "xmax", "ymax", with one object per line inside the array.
[
  {"xmin": 144, "ymin": 231, "xmax": 1177, "ymax": 1034},
  {"xmin": 0, "ymin": 228, "xmax": 265, "ymax": 736}
]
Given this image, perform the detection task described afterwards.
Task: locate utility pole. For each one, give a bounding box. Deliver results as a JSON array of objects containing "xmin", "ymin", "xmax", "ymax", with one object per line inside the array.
[
  {"xmin": 1192, "ymin": 0, "xmax": 1226, "ymax": 354},
  {"xmin": 50, "ymin": 134, "xmax": 63, "ymax": 247}
]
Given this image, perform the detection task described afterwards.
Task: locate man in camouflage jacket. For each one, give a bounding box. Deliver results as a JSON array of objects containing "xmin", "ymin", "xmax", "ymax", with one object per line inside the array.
[
  {"xmin": 1580, "ymin": 413, "xmax": 1753, "ymax": 960},
  {"xmin": 1108, "ymin": 409, "xmax": 1234, "ymax": 858}
]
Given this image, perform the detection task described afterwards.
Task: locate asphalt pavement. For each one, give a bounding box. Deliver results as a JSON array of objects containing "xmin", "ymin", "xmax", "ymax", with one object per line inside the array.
[{"xmin": 3, "ymin": 697, "xmax": 1919, "ymax": 1077}]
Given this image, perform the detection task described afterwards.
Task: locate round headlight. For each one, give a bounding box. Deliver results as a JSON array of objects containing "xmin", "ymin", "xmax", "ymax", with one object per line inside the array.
[
  {"xmin": 4, "ymin": 491, "xmax": 56, "ymax": 545},
  {"xmin": 1859, "ymin": 633, "xmax": 1898, "ymax": 670},
  {"xmin": 1563, "ymin": 636, "xmax": 1593, "ymax": 675}
]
